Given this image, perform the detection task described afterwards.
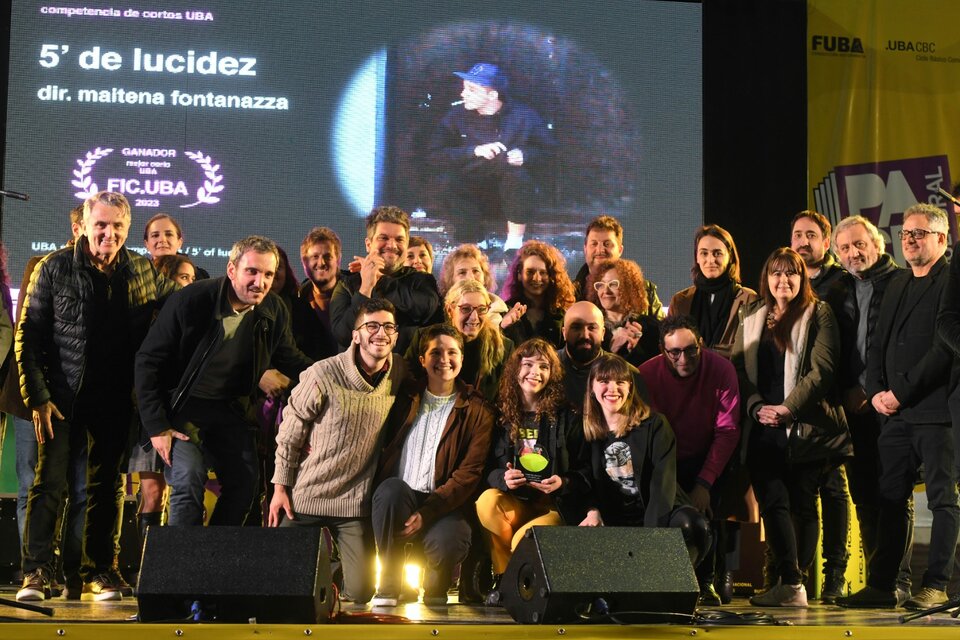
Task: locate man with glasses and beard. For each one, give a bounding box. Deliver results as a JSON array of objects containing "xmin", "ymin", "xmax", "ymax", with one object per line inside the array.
[
  {"xmin": 558, "ymin": 301, "xmax": 647, "ymax": 411},
  {"xmin": 840, "ymin": 203, "xmax": 959, "ymax": 611},
  {"xmin": 268, "ymin": 299, "xmax": 408, "ymax": 605},
  {"xmin": 637, "ymin": 315, "xmax": 740, "ymax": 605}
]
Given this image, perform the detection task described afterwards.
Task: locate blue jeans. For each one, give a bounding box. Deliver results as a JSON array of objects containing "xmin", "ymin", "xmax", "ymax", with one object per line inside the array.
[{"xmin": 165, "ymin": 398, "xmax": 259, "ymax": 527}]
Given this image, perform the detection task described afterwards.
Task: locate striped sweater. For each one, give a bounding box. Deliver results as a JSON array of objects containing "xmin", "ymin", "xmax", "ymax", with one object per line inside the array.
[{"xmin": 272, "ymin": 347, "xmax": 406, "ymax": 517}]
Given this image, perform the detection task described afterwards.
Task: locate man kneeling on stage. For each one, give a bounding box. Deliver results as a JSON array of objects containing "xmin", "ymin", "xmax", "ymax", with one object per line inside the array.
[{"xmin": 371, "ymin": 324, "xmax": 494, "ymax": 607}]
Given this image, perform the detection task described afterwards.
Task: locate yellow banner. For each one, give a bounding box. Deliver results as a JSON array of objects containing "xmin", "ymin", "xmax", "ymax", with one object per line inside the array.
[{"xmin": 808, "ymin": 0, "xmax": 960, "ymax": 261}]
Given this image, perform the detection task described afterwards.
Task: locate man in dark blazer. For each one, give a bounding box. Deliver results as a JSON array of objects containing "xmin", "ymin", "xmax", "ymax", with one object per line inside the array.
[{"xmin": 840, "ymin": 203, "xmax": 959, "ymax": 611}]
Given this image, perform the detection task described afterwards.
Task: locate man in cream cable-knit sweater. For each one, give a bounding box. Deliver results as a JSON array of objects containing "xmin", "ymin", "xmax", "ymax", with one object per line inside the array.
[{"xmin": 269, "ymin": 298, "xmax": 408, "ymax": 604}]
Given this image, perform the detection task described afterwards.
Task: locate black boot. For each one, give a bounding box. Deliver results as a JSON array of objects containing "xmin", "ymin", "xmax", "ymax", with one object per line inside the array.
[
  {"xmin": 458, "ymin": 555, "xmax": 492, "ymax": 605},
  {"xmin": 484, "ymin": 574, "xmax": 503, "ymax": 607},
  {"xmin": 821, "ymin": 567, "xmax": 847, "ymax": 604},
  {"xmin": 717, "ymin": 571, "xmax": 734, "ymax": 604}
]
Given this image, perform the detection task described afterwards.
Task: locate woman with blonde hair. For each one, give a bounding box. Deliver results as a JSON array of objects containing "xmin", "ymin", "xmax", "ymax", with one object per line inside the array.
[
  {"xmin": 437, "ymin": 243, "xmax": 508, "ymax": 324},
  {"xmin": 405, "ymin": 279, "xmax": 513, "ymax": 401}
]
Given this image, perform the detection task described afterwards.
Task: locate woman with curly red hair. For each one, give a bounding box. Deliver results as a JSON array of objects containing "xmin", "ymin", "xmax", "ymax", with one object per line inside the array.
[
  {"xmin": 499, "ymin": 240, "xmax": 576, "ymax": 349},
  {"xmin": 585, "ymin": 258, "xmax": 659, "ymax": 366}
]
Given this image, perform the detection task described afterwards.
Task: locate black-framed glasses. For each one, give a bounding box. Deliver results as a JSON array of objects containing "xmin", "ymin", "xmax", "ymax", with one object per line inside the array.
[
  {"xmin": 664, "ymin": 345, "xmax": 700, "ymax": 361},
  {"xmin": 457, "ymin": 304, "xmax": 489, "ymax": 317},
  {"xmin": 593, "ymin": 280, "xmax": 620, "ymax": 292},
  {"xmin": 355, "ymin": 321, "xmax": 398, "ymax": 336},
  {"xmin": 898, "ymin": 228, "xmax": 943, "ymax": 241}
]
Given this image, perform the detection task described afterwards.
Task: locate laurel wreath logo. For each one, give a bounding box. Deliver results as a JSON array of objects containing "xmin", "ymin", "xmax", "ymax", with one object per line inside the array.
[
  {"xmin": 181, "ymin": 151, "xmax": 225, "ymax": 208},
  {"xmin": 71, "ymin": 147, "xmax": 114, "ymax": 199}
]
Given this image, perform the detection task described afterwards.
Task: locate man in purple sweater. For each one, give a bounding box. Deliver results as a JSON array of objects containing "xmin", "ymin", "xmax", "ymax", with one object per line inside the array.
[{"xmin": 638, "ymin": 314, "xmax": 740, "ymax": 605}]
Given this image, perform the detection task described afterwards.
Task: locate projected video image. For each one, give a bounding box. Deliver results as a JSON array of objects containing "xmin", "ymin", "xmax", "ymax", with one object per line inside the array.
[
  {"xmin": 4, "ymin": 1, "xmax": 701, "ymax": 301},
  {"xmin": 341, "ymin": 22, "xmax": 643, "ymax": 280}
]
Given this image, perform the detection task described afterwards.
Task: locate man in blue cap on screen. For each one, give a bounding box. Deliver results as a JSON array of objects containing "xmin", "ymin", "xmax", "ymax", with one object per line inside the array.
[{"xmin": 429, "ymin": 62, "xmax": 555, "ymax": 249}]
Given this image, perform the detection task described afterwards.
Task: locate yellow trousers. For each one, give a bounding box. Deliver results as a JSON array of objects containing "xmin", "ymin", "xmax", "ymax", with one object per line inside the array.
[{"xmin": 475, "ymin": 488, "xmax": 562, "ymax": 573}]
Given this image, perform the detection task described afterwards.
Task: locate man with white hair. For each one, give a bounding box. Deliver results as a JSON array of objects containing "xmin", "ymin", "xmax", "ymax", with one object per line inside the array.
[
  {"xmin": 831, "ymin": 215, "xmax": 909, "ymax": 599},
  {"xmin": 17, "ymin": 192, "xmax": 175, "ymax": 602}
]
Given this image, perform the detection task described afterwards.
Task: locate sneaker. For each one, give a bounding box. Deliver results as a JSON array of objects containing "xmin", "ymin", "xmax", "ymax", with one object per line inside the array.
[
  {"xmin": 904, "ymin": 587, "xmax": 949, "ymax": 611},
  {"xmin": 16, "ymin": 568, "xmax": 52, "ymax": 602},
  {"xmin": 371, "ymin": 592, "xmax": 399, "ymax": 607},
  {"xmin": 836, "ymin": 585, "xmax": 898, "ymax": 609},
  {"xmin": 749, "ymin": 583, "xmax": 808, "ymax": 607},
  {"xmin": 80, "ymin": 573, "xmax": 122, "ymax": 602},
  {"xmin": 821, "ymin": 568, "xmax": 847, "ymax": 604},
  {"xmin": 108, "ymin": 567, "xmax": 134, "ymax": 597},
  {"xmin": 502, "ymin": 234, "xmax": 524, "ymax": 251}
]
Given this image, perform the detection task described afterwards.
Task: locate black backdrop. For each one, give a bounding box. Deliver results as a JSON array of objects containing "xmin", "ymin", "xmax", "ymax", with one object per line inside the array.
[
  {"xmin": 0, "ymin": 0, "xmax": 806, "ymax": 294},
  {"xmin": 703, "ymin": 0, "xmax": 806, "ymax": 293}
]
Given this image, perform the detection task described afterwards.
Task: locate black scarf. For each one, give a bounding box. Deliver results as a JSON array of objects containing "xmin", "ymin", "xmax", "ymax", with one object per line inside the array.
[{"xmin": 690, "ymin": 272, "xmax": 737, "ymax": 347}]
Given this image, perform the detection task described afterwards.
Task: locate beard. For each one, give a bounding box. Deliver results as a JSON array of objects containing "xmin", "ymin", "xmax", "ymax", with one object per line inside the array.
[{"xmin": 567, "ymin": 339, "xmax": 601, "ymax": 364}]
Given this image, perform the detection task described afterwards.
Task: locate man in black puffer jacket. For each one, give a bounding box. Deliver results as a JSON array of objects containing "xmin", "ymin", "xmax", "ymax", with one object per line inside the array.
[{"xmin": 16, "ymin": 191, "xmax": 176, "ymax": 603}]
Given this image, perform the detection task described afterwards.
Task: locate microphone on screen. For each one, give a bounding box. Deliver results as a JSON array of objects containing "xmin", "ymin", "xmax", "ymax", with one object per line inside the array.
[{"xmin": 0, "ymin": 188, "xmax": 29, "ymax": 201}]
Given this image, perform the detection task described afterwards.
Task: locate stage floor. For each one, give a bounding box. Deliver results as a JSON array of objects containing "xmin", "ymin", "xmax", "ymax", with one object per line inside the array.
[{"xmin": 2, "ymin": 591, "xmax": 959, "ymax": 640}]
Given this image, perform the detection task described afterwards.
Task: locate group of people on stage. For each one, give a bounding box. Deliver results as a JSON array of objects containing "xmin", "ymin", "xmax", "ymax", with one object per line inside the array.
[{"xmin": 4, "ymin": 190, "xmax": 960, "ymax": 614}]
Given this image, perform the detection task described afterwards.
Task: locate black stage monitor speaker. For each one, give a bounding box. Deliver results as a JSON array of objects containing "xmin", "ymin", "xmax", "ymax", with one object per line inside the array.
[
  {"xmin": 501, "ymin": 526, "xmax": 698, "ymax": 624},
  {"xmin": 137, "ymin": 526, "xmax": 331, "ymax": 623}
]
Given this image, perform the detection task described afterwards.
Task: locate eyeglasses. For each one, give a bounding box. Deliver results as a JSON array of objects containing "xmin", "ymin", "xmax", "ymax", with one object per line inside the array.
[
  {"xmin": 593, "ymin": 280, "xmax": 620, "ymax": 292},
  {"xmin": 355, "ymin": 321, "xmax": 398, "ymax": 335},
  {"xmin": 664, "ymin": 346, "xmax": 700, "ymax": 361},
  {"xmin": 898, "ymin": 228, "xmax": 943, "ymax": 241},
  {"xmin": 457, "ymin": 304, "xmax": 489, "ymax": 317}
]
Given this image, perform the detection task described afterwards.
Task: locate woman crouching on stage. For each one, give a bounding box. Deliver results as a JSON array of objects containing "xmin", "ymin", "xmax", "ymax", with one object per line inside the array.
[
  {"xmin": 579, "ymin": 354, "xmax": 710, "ymax": 567},
  {"xmin": 476, "ymin": 337, "xmax": 589, "ymax": 606},
  {"xmin": 732, "ymin": 247, "xmax": 851, "ymax": 608}
]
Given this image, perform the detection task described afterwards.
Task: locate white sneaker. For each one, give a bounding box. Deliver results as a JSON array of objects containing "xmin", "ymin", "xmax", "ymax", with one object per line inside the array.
[
  {"xmin": 502, "ymin": 235, "xmax": 523, "ymax": 251},
  {"xmin": 16, "ymin": 568, "xmax": 51, "ymax": 602},
  {"xmin": 15, "ymin": 586, "xmax": 46, "ymax": 602},
  {"xmin": 749, "ymin": 583, "xmax": 808, "ymax": 607}
]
